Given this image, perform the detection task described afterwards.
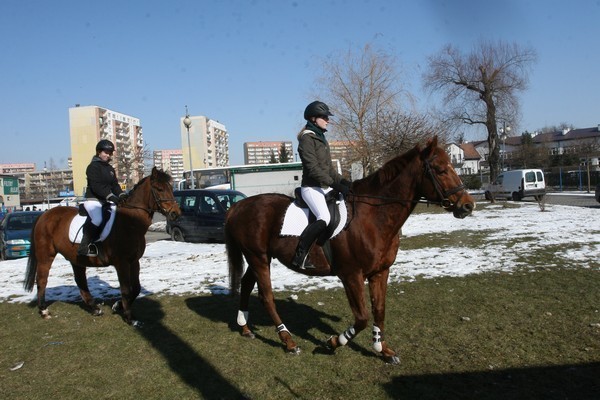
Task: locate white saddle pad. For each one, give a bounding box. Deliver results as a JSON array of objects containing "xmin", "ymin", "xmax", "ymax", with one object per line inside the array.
[
  {"xmin": 280, "ymin": 196, "xmax": 347, "ymax": 238},
  {"xmin": 68, "ymin": 205, "xmax": 117, "ymax": 243}
]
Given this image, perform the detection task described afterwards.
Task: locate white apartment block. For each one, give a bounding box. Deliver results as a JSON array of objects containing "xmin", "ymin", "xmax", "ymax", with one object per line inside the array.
[
  {"xmin": 180, "ymin": 115, "xmax": 229, "ymax": 172},
  {"xmin": 243, "ymin": 141, "xmax": 294, "ymax": 164},
  {"xmin": 153, "ymin": 149, "xmax": 184, "ymax": 182},
  {"xmin": 69, "ymin": 105, "xmax": 143, "ymax": 196}
]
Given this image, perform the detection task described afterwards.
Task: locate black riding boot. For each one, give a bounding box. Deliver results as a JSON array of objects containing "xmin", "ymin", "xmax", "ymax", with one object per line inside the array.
[
  {"xmin": 291, "ymin": 220, "xmax": 327, "ymax": 269},
  {"xmin": 77, "ymin": 221, "xmax": 100, "ymax": 257}
]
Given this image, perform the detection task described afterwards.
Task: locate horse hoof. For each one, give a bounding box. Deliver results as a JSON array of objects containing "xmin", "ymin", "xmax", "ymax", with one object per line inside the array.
[
  {"xmin": 111, "ymin": 301, "xmax": 122, "ymax": 314},
  {"xmin": 288, "ymin": 346, "xmax": 301, "ymax": 355},
  {"xmin": 241, "ymin": 331, "xmax": 255, "ymax": 339},
  {"xmin": 326, "ymin": 335, "xmax": 338, "ymax": 350},
  {"xmin": 40, "ymin": 309, "xmax": 51, "ymax": 319},
  {"xmin": 384, "ymin": 355, "xmax": 401, "ymax": 365},
  {"xmin": 131, "ymin": 320, "xmax": 143, "ymax": 328},
  {"xmin": 92, "ymin": 308, "xmax": 104, "ymax": 317}
]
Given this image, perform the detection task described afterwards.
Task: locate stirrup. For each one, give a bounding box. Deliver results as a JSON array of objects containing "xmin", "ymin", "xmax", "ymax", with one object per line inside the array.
[{"xmin": 84, "ymin": 244, "xmax": 98, "ymax": 257}]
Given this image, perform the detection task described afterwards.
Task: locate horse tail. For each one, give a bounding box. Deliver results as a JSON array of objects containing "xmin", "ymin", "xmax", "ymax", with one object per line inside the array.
[
  {"xmin": 225, "ymin": 222, "xmax": 244, "ymax": 296},
  {"xmin": 24, "ymin": 214, "xmax": 40, "ymax": 292}
]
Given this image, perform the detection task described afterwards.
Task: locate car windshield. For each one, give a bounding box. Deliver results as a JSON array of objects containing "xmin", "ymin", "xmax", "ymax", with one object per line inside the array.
[{"xmin": 6, "ymin": 215, "xmax": 37, "ymax": 230}]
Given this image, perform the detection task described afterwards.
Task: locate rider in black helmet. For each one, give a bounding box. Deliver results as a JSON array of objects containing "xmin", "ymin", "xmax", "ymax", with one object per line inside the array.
[
  {"xmin": 77, "ymin": 139, "xmax": 126, "ymax": 257},
  {"xmin": 292, "ymin": 101, "xmax": 351, "ymax": 269}
]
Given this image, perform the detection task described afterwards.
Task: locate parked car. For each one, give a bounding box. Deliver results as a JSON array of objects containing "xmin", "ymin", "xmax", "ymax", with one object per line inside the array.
[
  {"xmin": 485, "ymin": 169, "xmax": 546, "ymax": 201},
  {"xmin": 595, "ymin": 183, "xmax": 600, "ymax": 203},
  {"xmin": 0, "ymin": 211, "xmax": 43, "ymax": 260},
  {"xmin": 166, "ymin": 189, "xmax": 247, "ymax": 242}
]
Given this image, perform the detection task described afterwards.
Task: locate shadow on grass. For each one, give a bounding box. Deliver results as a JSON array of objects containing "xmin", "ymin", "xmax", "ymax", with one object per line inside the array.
[
  {"xmin": 384, "ymin": 362, "xmax": 600, "ymax": 399},
  {"xmin": 185, "ymin": 294, "xmax": 345, "ymax": 351},
  {"xmin": 134, "ymin": 297, "xmax": 250, "ymax": 400}
]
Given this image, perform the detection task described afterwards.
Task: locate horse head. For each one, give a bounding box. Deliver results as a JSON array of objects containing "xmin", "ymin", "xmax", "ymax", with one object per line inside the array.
[
  {"xmin": 125, "ymin": 167, "xmax": 181, "ymax": 221},
  {"xmin": 418, "ymin": 136, "xmax": 475, "ymax": 219},
  {"xmin": 148, "ymin": 167, "xmax": 181, "ymax": 221}
]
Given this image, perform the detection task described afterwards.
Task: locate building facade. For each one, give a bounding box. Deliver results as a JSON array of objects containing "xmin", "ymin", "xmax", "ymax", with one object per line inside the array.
[
  {"xmin": 0, "ymin": 163, "xmax": 36, "ymax": 174},
  {"xmin": 69, "ymin": 105, "xmax": 143, "ymax": 196},
  {"xmin": 243, "ymin": 141, "xmax": 294, "ymax": 164},
  {"xmin": 153, "ymin": 149, "xmax": 184, "ymax": 182},
  {"xmin": 180, "ymin": 115, "xmax": 229, "ymax": 173}
]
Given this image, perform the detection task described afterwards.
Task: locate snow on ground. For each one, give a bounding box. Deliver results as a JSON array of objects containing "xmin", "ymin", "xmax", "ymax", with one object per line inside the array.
[{"xmin": 1, "ymin": 202, "xmax": 598, "ymax": 304}]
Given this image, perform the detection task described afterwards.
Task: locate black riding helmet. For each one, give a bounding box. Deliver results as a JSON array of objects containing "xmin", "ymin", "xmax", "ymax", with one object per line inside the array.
[
  {"xmin": 304, "ymin": 101, "xmax": 333, "ymax": 120},
  {"xmin": 96, "ymin": 139, "xmax": 115, "ymax": 153}
]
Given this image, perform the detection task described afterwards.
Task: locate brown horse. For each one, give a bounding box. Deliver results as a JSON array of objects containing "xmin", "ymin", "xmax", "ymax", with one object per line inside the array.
[
  {"xmin": 24, "ymin": 167, "xmax": 181, "ymax": 325},
  {"xmin": 225, "ymin": 137, "xmax": 475, "ymax": 364}
]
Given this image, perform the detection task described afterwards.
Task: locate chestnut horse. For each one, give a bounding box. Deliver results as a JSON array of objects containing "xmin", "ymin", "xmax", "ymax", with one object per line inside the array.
[
  {"xmin": 225, "ymin": 137, "xmax": 475, "ymax": 364},
  {"xmin": 24, "ymin": 167, "xmax": 181, "ymax": 325}
]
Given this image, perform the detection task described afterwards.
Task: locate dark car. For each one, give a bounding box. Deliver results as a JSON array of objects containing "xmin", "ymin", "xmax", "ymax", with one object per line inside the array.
[
  {"xmin": 595, "ymin": 183, "xmax": 600, "ymax": 203},
  {"xmin": 166, "ymin": 189, "xmax": 247, "ymax": 242},
  {"xmin": 0, "ymin": 211, "xmax": 43, "ymax": 260}
]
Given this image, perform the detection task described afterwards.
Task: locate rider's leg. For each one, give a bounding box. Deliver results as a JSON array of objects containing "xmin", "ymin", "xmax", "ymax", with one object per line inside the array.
[
  {"xmin": 78, "ymin": 200, "xmax": 103, "ymax": 257},
  {"xmin": 292, "ymin": 187, "xmax": 330, "ymax": 269},
  {"xmin": 77, "ymin": 219, "xmax": 101, "ymax": 257}
]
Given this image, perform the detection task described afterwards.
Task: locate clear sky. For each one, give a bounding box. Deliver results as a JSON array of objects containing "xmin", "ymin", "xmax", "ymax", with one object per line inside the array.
[{"xmin": 1, "ymin": 0, "xmax": 599, "ymax": 170}]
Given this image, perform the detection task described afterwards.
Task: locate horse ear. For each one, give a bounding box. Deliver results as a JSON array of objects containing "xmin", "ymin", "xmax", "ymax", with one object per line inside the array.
[
  {"xmin": 151, "ymin": 166, "xmax": 158, "ymax": 178},
  {"xmin": 421, "ymin": 136, "xmax": 438, "ymax": 159}
]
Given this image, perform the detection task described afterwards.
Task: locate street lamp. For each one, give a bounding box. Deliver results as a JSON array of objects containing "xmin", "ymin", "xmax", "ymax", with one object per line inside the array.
[
  {"xmin": 183, "ymin": 106, "xmax": 195, "ymax": 189},
  {"xmin": 43, "ymin": 163, "xmax": 50, "ymax": 209},
  {"xmin": 499, "ymin": 122, "xmax": 511, "ymax": 171}
]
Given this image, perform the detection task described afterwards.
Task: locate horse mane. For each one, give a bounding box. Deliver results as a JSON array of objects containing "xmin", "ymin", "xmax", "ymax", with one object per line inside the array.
[
  {"xmin": 129, "ymin": 168, "xmax": 172, "ymax": 193},
  {"xmin": 354, "ymin": 146, "xmax": 421, "ymax": 191}
]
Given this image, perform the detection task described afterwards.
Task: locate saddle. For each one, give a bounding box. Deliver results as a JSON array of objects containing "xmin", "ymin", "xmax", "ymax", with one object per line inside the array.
[
  {"xmin": 292, "ymin": 187, "xmax": 342, "ymax": 245},
  {"xmin": 69, "ymin": 203, "xmax": 117, "ymax": 244}
]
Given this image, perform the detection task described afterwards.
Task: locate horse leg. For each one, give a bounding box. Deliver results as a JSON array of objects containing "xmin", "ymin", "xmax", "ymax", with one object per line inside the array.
[
  {"xmin": 367, "ymin": 269, "xmax": 400, "ymax": 365},
  {"xmin": 251, "ymin": 257, "xmax": 300, "ymax": 354},
  {"xmin": 327, "ymin": 275, "xmax": 369, "ymax": 353},
  {"xmin": 71, "ymin": 263, "xmax": 103, "ymax": 316},
  {"xmin": 237, "ymin": 268, "xmax": 257, "ymax": 338},
  {"xmin": 113, "ymin": 263, "xmax": 135, "ymax": 325},
  {"xmin": 34, "ymin": 261, "xmax": 51, "ymax": 319}
]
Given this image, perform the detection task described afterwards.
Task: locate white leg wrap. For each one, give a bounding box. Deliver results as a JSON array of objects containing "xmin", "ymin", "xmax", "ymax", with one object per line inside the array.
[
  {"xmin": 237, "ymin": 310, "xmax": 249, "ymax": 326},
  {"xmin": 276, "ymin": 323, "xmax": 290, "ymax": 334},
  {"xmin": 372, "ymin": 325, "xmax": 383, "ymax": 352},
  {"xmin": 338, "ymin": 326, "xmax": 356, "ymax": 346}
]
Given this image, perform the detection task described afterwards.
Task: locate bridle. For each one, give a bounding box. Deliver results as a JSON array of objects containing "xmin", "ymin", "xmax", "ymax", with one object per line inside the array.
[
  {"xmin": 347, "ymin": 155, "xmax": 467, "ymax": 209},
  {"xmin": 120, "ymin": 180, "xmax": 177, "ymax": 217},
  {"xmin": 422, "ymin": 157, "xmax": 467, "ymax": 209}
]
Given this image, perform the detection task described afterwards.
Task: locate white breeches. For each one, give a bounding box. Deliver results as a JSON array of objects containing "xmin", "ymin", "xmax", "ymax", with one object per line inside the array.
[
  {"xmin": 300, "ymin": 186, "xmax": 333, "ymax": 224},
  {"xmin": 83, "ymin": 200, "xmax": 104, "ymax": 226}
]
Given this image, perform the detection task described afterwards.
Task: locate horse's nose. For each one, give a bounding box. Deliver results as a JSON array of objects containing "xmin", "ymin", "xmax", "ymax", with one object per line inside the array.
[{"xmin": 169, "ymin": 211, "xmax": 180, "ymax": 221}]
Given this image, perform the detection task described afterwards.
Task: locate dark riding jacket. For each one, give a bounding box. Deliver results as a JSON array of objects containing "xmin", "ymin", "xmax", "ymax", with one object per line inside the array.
[
  {"xmin": 297, "ymin": 122, "xmax": 343, "ymax": 188},
  {"xmin": 84, "ymin": 156, "xmax": 123, "ymax": 202}
]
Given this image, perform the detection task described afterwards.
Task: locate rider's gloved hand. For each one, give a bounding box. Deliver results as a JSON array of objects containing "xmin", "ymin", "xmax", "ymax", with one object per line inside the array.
[
  {"xmin": 107, "ymin": 194, "xmax": 120, "ymax": 204},
  {"xmin": 118, "ymin": 192, "xmax": 128, "ymax": 204},
  {"xmin": 331, "ymin": 182, "xmax": 350, "ymax": 197}
]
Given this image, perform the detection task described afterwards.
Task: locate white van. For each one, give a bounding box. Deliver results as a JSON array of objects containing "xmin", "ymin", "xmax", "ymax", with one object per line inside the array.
[{"xmin": 485, "ymin": 169, "xmax": 546, "ymax": 201}]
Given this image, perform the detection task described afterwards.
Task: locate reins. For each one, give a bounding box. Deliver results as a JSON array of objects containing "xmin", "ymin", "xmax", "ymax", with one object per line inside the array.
[
  {"xmin": 342, "ymin": 155, "xmax": 467, "ymax": 226},
  {"xmin": 119, "ymin": 180, "xmax": 176, "ymax": 217}
]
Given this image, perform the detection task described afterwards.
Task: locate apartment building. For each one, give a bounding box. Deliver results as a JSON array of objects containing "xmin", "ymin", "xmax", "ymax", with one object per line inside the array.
[
  {"xmin": 180, "ymin": 115, "xmax": 229, "ymax": 173},
  {"xmin": 0, "ymin": 163, "xmax": 36, "ymax": 174},
  {"xmin": 69, "ymin": 105, "xmax": 143, "ymax": 196},
  {"xmin": 243, "ymin": 141, "xmax": 294, "ymax": 164},
  {"xmin": 153, "ymin": 149, "xmax": 184, "ymax": 182}
]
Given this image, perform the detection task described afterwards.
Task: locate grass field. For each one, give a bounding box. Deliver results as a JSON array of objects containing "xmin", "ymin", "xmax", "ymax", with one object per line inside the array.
[
  {"xmin": 1, "ymin": 266, "xmax": 599, "ymax": 399},
  {"xmin": 1, "ymin": 202, "xmax": 599, "ymax": 399}
]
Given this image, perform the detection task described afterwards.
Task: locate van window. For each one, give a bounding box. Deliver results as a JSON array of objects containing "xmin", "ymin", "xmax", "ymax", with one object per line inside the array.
[
  {"xmin": 199, "ymin": 195, "xmax": 218, "ymax": 214},
  {"xmin": 536, "ymin": 171, "xmax": 544, "ymax": 182},
  {"xmin": 524, "ymin": 172, "xmax": 536, "ymax": 183},
  {"xmin": 494, "ymin": 174, "xmax": 504, "ymax": 185}
]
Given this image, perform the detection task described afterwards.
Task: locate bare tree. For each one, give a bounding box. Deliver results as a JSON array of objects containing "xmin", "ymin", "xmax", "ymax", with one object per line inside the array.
[
  {"xmin": 116, "ymin": 144, "xmax": 151, "ymax": 190},
  {"xmin": 423, "ymin": 40, "xmax": 537, "ymax": 181},
  {"xmin": 316, "ymin": 43, "xmax": 435, "ymax": 174}
]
